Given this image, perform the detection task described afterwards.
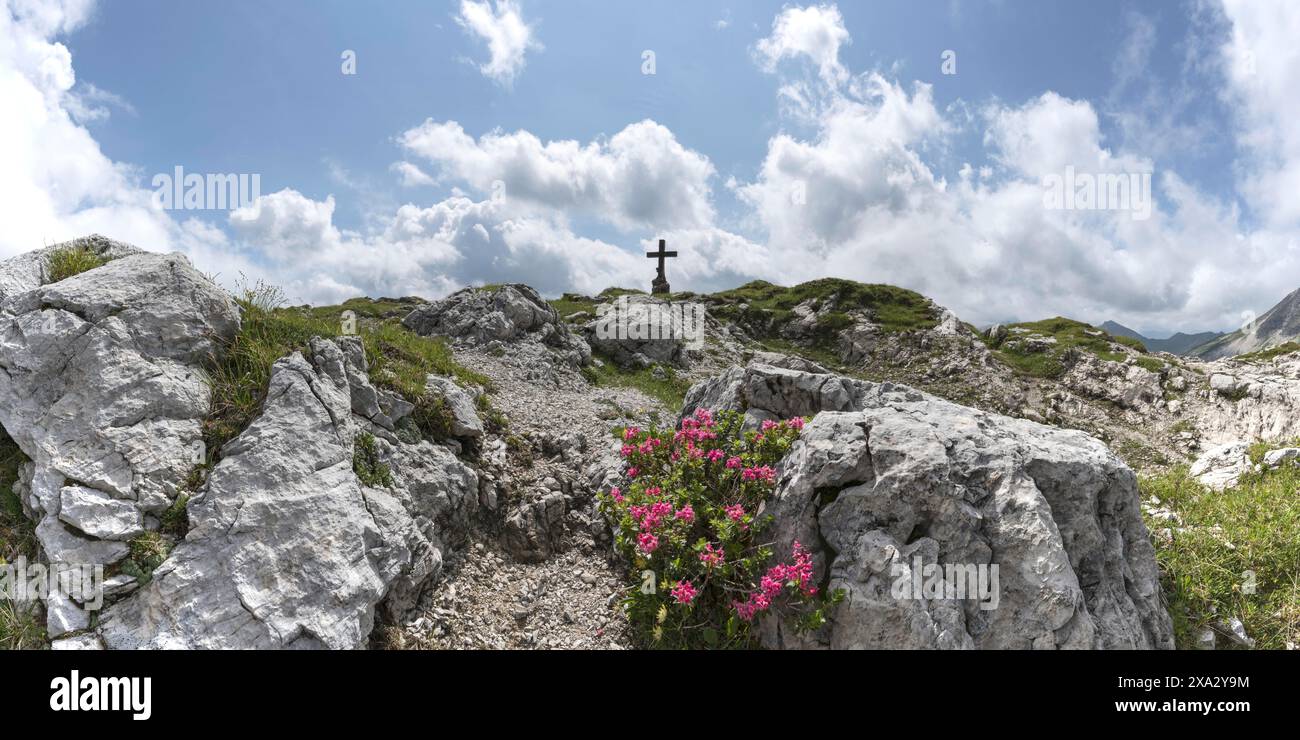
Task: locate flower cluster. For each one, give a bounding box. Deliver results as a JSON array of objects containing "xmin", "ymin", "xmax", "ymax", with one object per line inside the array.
[
  {"xmin": 600, "ymin": 408, "xmax": 834, "ymax": 647},
  {"xmin": 732, "ymin": 541, "xmax": 818, "ymax": 621}
]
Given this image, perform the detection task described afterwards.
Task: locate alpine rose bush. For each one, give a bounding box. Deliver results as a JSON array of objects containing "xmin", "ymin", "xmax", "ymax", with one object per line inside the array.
[{"xmin": 600, "ymin": 408, "xmax": 838, "ymax": 647}]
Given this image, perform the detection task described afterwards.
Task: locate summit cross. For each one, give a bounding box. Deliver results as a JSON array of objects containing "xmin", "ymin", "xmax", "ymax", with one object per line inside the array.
[{"xmin": 647, "ymin": 238, "xmax": 677, "ymax": 294}]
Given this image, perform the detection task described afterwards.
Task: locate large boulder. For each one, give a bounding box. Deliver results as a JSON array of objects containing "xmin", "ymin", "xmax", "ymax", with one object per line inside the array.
[
  {"xmin": 581, "ymin": 294, "xmax": 699, "ymax": 369},
  {"xmin": 98, "ymin": 337, "xmax": 478, "ymax": 649},
  {"xmin": 0, "ymin": 237, "xmax": 240, "ymax": 635},
  {"xmin": 403, "ymin": 284, "xmax": 590, "ymax": 368},
  {"xmin": 682, "ymin": 363, "xmax": 1174, "ymax": 650}
]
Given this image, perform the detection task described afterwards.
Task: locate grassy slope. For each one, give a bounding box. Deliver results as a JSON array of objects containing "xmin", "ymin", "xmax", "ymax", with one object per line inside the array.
[
  {"xmin": 1141, "ymin": 445, "xmax": 1299, "ymax": 649},
  {"xmin": 984, "ymin": 316, "xmax": 1158, "ymax": 378},
  {"xmin": 1235, "ymin": 341, "xmax": 1300, "ymax": 364}
]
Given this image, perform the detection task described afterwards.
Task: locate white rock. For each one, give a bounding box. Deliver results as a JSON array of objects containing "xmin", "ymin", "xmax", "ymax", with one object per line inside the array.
[
  {"xmin": 1189, "ymin": 442, "xmax": 1252, "ymax": 491},
  {"xmin": 1262, "ymin": 447, "xmax": 1300, "ymax": 469},
  {"xmin": 58, "ymin": 485, "xmax": 144, "ymax": 540},
  {"xmin": 687, "ymin": 362, "xmax": 1174, "ymax": 650},
  {"xmin": 98, "ymin": 338, "xmax": 476, "ymax": 649}
]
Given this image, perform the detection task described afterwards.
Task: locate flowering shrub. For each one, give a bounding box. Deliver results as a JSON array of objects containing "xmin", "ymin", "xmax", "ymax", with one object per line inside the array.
[{"xmin": 600, "ymin": 408, "xmax": 839, "ymax": 647}]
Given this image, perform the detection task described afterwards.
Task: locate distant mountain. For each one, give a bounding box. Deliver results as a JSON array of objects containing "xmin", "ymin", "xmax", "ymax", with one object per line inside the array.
[
  {"xmin": 1190, "ymin": 286, "xmax": 1300, "ymax": 359},
  {"xmin": 1099, "ymin": 321, "xmax": 1224, "ymax": 356}
]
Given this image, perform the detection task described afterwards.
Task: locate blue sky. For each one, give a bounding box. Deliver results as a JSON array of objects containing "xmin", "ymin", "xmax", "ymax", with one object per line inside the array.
[{"xmin": 3, "ymin": 0, "xmax": 1296, "ymax": 335}]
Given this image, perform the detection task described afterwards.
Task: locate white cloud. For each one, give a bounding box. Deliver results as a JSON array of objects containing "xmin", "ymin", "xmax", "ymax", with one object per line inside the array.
[
  {"xmin": 1217, "ymin": 0, "xmax": 1300, "ymax": 228},
  {"xmin": 398, "ymin": 118, "xmax": 717, "ymax": 231},
  {"xmin": 754, "ymin": 4, "xmax": 851, "ymax": 88},
  {"xmin": 0, "ymin": 0, "xmax": 175, "ymax": 257},
  {"xmin": 390, "ymin": 161, "xmax": 436, "ymax": 187},
  {"xmin": 455, "ymin": 0, "xmax": 540, "ymax": 86}
]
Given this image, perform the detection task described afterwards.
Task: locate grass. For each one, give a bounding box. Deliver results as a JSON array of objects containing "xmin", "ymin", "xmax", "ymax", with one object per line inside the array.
[
  {"xmin": 1236, "ymin": 341, "xmax": 1300, "ymax": 364},
  {"xmin": 582, "ymin": 353, "xmax": 692, "ymax": 410},
  {"xmin": 1134, "ymin": 356, "xmax": 1166, "ymax": 373},
  {"xmin": 352, "ymin": 432, "xmax": 394, "ymax": 488},
  {"xmin": 986, "ymin": 317, "xmax": 1137, "ymax": 379},
  {"xmin": 46, "ymin": 245, "xmax": 109, "ymax": 283},
  {"xmin": 160, "ymin": 494, "xmax": 190, "ymax": 538},
  {"xmin": 1141, "ymin": 454, "xmax": 1300, "ymax": 649},
  {"xmin": 0, "ymin": 428, "xmax": 45, "ymax": 649},
  {"xmin": 120, "ymin": 532, "xmax": 171, "ymax": 586},
  {"xmin": 550, "ymin": 293, "xmax": 599, "ymax": 320},
  {"xmin": 204, "ymin": 282, "xmax": 490, "ymax": 458}
]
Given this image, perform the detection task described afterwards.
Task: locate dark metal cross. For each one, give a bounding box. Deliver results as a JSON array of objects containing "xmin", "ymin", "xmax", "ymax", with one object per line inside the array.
[{"xmin": 646, "ymin": 238, "xmax": 677, "ymax": 278}]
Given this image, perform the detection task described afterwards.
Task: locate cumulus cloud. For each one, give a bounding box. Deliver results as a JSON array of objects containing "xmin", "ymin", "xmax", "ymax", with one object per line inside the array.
[
  {"xmin": 1217, "ymin": 0, "xmax": 1300, "ymax": 228},
  {"xmin": 455, "ymin": 0, "xmax": 540, "ymax": 85},
  {"xmin": 397, "ymin": 119, "xmax": 717, "ymax": 231},
  {"xmin": 754, "ymin": 4, "xmax": 851, "ymax": 87},
  {"xmin": 0, "ymin": 0, "xmax": 175, "ymax": 257}
]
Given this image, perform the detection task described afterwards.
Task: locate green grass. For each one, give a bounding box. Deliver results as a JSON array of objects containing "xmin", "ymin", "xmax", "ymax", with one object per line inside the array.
[
  {"xmin": 204, "ymin": 283, "xmax": 490, "ymax": 457},
  {"xmin": 986, "ymin": 317, "xmax": 1136, "ymax": 378},
  {"xmin": 582, "ymin": 354, "xmax": 692, "ymax": 411},
  {"xmin": 120, "ymin": 532, "xmax": 171, "ymax": 586},
  {"xmin": 550, "ymin": 293, "xmax": 599, "ymax": 320},
  {"xmin": 352, "ymin": 432, "xmax": 394, "ymax": 488},
  {"xmin": 160, "ymin": 494, "xmax": 190, "ymax": 538},
  {"xmin": 1236, "ymin": 341, "xmax": 1300, "ymax": 364},
  {"xmin": 1113, "ymin": 334, "xmax": 1148, "ymax": 353},
  {"xmin": 1134, "ymin": 356, "xmax": 1165, "ymax": 373},
  {"xmin": 0, "ymin": 428, "xmax": 45, "ymax": 649},
  {"xmin": 1141, "ymin": 458, "xmax": 1300, "ymax": 649},
  {"xmin": 46, "ymin": 245, "xmax": 109, "ymax": 283}
]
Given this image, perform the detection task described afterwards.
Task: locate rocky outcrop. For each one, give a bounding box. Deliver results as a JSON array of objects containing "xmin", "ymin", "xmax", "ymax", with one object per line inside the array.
[
  {"xmin": 0, "ymin": 238, "xmax": 240, "ymax": 636},
  {"xmin": 682, "ymin": 363, "xmax": 1174, "ymax": 650},
  {"xmin": 404, "ymin": 284, "xmax": 590, "ymax": 369},
  {"xmin": 581, "ymin": 294, "xmax": 700, "ymax": 369},
  {"xmin": 98, "ymin": 337, "xmax": 478, "ymax": 649},
  {"xmin": 1062, "ymin": 354, "xmax": 1164, "ymax": 412}
]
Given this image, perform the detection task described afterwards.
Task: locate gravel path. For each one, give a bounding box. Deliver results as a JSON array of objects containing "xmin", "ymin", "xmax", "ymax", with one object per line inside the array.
[{"xmin": 393, "ymin": 348, "xmax": 667, "ymax": 650}]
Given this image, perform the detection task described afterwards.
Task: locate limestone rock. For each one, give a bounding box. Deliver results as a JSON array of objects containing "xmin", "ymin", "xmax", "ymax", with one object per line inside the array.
[
  {"xmin": 97, "ymin": 338, "xmax": 477, "ymax": 648},
  {"xmin": 683, "ymin": 362, "xmax": 1174, "ymax": 650},
  {"xmin": 403, "ymin": 284, "xmax": 590, "ymax": 368},
  {"xmin": 1188, "ymin": 442, "xmax": 1251, "ymax": 491},
  {"xmin": 426, "ymin": 375, "xmax": 484, "ymax": 438}
]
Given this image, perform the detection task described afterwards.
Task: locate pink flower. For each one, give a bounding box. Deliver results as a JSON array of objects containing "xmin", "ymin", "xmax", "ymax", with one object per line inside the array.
[
  {"xmin": 674, "ymin": 505, "xmax": 695, "ymax": 523},
  {"xmin": 725, "ymin": 456, "xmax": 742, "ymax": 469},
  {"xmin": 742, "ymin": 465, "xmax": 777, "ymax": 483},
  {"xmin": 620, "ymin": 444, "xmax": 634, "ymax": 457},
  {"xmin": 788, "ymin": 416, "xmax": 805, "ymax": 430},
  {"xmin": 637, "ymin": 532, "xmax": 659, "ymax": 554},
  {"xmin": 706, "ymin": 449, "xmax": 725, "ymax": 463},
  {"xmin": 645, "ymin": 486, "xmax": 661, "ymax": 497},
  {"xmin": 670, "ymin": 580, "xmax": 698, "ymax": 604},
  {"xmin": 627, "ymin": 467, "xmax": 639, "ymax": 478},
  {"xmin": 623, "ymin": 427, "xmax": 640, "ymax": 440},
  {"xmin": 699, "ymin": 543, "xmax": 725, "ymax": 568},
  {"xmin": 610, "ymin": 487, "xmax": 624, "ymax": 503},
  {"xmin": 761, "ymin": 419, "xmax": 779, "ymax": 432},
  {"xmin": 725, "ymin": 504, "xmax": 745, "ymax": 522}
]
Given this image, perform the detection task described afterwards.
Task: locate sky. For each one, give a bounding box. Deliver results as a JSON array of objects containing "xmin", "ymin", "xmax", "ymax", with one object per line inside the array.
[{"xmin": 1, "ymin": 0, "xmax": 1298, "ymax": 336}]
